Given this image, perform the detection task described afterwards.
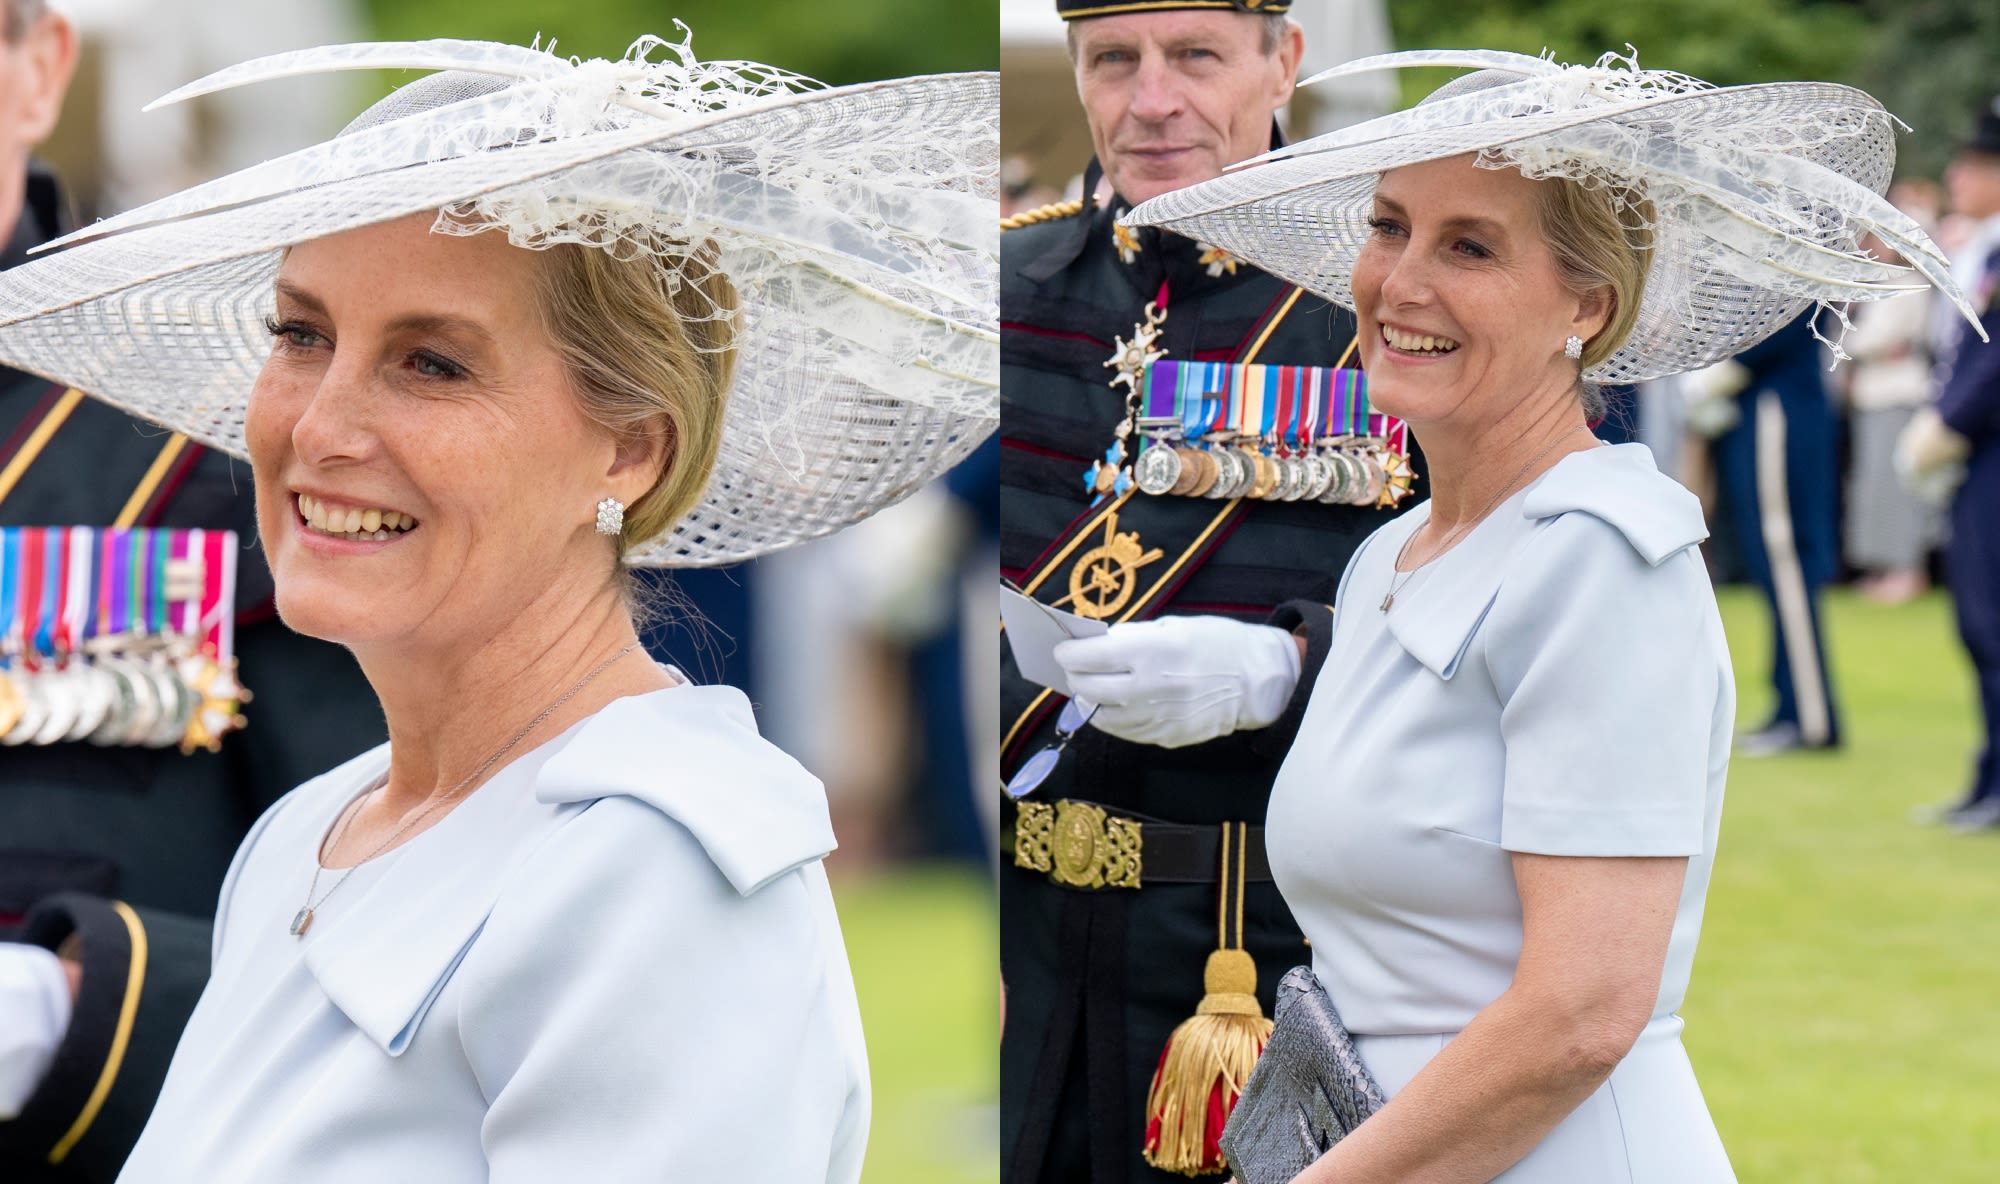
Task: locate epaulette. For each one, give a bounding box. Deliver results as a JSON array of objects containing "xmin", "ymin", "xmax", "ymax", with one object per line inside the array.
[{"xmin": 1001, "ymin": 198, "xmax": 1087, "ymax": 231}]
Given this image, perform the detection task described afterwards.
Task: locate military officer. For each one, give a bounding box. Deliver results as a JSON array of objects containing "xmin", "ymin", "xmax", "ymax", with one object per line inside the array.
[
  {"xmin": 1909, "ymin": 96, "xmax": 2000, "ymax": 827},
  {"xmin": 0, "ymin": 5, "xmax": 382, "ymax": 1179},
  {"xmin": 1706, "ymin": 308, "xmax": 1844, "ymax": 756},
  {"xmin": 1000, "ymin": 3, "xmax": 1414, "ymax": 1180}
]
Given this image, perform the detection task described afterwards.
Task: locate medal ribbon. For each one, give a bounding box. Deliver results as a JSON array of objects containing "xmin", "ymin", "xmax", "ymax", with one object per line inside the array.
[
  {"xmin": 111, "ymin": 529, "xmax": 133, "ymax": 643},
  {"xmin": 1207, "ymin": 362, "xmax": 1231, "ymax": 437},
  {"xmin": 60, "ymin": 525, "xmax": 90, "ymax": 662},
  {"xmin": 1258, "ymin": 367, "xmax": 1280, "ymax": 443},
  {"xmin": 125, "ymin": 529, "xmax": 146, "ymax": 638},
  {"xmin": 174, "ymin": 529, "xmax": 201, "ymax": 636},
  {"xmin": 26, "ymin": 527, "xmax": 54, "ymax": 666},
  {"xmin": 202, "ymin": 530, "xmax": 234, "ymax": 660},
  {"xmin": 1143, "ymin": 362, "xmax": 1178, "ymax": 423},
  {"xmin": 150, "ymin": 530, "xmax": 171, "ymax": 637},
  {"xmin": 0, "ymin": 529, "xmax": 20, "ymax": 665},
  {"xmin": 1299, "ymin": 367, "xmax": 1320, "ymax": 446},
  {"xmin": 92, "ymin": 528, "xmax": 114, "ymax": 643}
]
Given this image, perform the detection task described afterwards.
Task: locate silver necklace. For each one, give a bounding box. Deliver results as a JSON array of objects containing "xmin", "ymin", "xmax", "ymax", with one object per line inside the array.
[
  {"xmin": 289, "ymin": 642, "xmax": 641, "ymax": 937},
  {"xmin": 1379, "ymin": 426, "xmax": 1590, "ymax": 613}
]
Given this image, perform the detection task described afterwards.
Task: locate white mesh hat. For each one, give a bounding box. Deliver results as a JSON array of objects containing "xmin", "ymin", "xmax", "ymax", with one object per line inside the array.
[
  {"xmin": 1125, "ymin": 49, "xmax": 1987, "ymax": 384},
  {"xmin": 0, "ymin": 34, "xmax": 999, "ymax": 566}
]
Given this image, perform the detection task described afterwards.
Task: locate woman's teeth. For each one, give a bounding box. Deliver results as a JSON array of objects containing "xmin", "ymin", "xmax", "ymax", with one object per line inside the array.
[
  {"xmin": 297, "ymin": 493, "xmax": 418, "ymax": 541},
  {"xmin": 1383, "ymin": 326, "xmax": 1460, "ymax": 355}
]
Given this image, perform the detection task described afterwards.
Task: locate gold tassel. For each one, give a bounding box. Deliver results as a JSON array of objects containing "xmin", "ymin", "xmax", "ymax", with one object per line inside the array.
[{"xmin": 1142, "ymin": 823, "xmax": 1271, "ymax": 1176}]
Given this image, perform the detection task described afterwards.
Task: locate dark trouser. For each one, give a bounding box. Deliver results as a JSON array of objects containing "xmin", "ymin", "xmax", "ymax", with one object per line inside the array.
[
  {"xmin": 1714, "ymin": 385, "xmax": 1842, "ymax": 745},
  {"xmin": 1949, "ymin": 450, "xmax": 2000, "ymax": 805},
  {"xmin": 1001, "ymin": 856, "xmax": 1303, "ymax": 1184}
]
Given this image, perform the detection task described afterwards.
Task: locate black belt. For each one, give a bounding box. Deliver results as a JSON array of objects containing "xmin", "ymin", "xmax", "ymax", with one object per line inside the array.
[{"xmin": 1010, "ymin": 799, "xmax": 1272, "ymax": 889}]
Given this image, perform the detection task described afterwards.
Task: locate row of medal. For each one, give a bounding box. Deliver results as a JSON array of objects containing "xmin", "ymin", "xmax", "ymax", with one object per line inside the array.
[
  {"xmin": 0, "ymin": 526, "xmax": 249, "ymax": 751},
  {"xmin": 1118, "ymin": 361, "xmax": 1415, "ymax": 508}
]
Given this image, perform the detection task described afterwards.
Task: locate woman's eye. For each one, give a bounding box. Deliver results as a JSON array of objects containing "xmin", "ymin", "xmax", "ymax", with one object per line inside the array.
[
  {"xmin": 1365, "ymin": 217, "xmax": 1405, "ymax": 239},
  {"xmin": 411, "ymin": 350, "xmax": 466, "ymax": 380},
  {"xmin": 263, "ymin": 316, "xmax": 324, "ymax": 349},
  {"xmin": 1454, "ymin": 239, "xmax": 1492, "ymax": 259}
]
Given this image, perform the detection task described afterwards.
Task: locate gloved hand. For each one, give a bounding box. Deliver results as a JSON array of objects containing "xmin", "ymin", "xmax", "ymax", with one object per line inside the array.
[
  {"xmin": 1681, "ymin": 360, "xmax": 1749, "ymax": 438},
  {"xmin": 1896, "ymin": 405, "xmax": 1971, "ymax": 505},
  {"xmin": 1053, "ymin": 616, "xmax": 1302, "ymax": 749},
  {"xmin": 0, "ymin": 942, "xmax": 72, "ymax": 1120}
]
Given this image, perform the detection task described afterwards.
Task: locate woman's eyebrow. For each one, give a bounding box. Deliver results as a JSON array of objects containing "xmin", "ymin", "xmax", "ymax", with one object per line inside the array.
[
  {"xmin": 1373, "ymin": 196, "xmax": 1509, "ymax": 242},
  {"xmin": 382, "ymin": 313, "xmax": 498, "ymax": 346}
]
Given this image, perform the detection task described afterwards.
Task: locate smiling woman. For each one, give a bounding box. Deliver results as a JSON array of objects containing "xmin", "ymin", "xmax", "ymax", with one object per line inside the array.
[
  {"xmin": 1124, "ymin": 48, "xmax": 1984, "ymax": 1184},
  {"xmin": 0, "ymin": 31, "xmax": 997, "ymax": 1184}
]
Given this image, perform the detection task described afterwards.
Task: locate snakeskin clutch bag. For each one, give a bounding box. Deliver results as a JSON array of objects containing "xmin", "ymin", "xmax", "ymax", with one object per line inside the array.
[{"xmin": 1219, "ymin": 965, "xmax": 1390, "ymax": 1184}]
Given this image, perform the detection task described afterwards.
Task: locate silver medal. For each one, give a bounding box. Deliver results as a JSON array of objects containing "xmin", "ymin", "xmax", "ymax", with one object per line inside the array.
[{"xmin": 1134, "ymin": 441, "xmax": 1183, "ymax": 496}]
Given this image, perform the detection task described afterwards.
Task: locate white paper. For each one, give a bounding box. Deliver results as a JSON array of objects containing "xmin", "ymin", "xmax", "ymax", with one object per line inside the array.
[{"xmin": 1000, "ymin": 586, "xmax": 1107, "ymax": 698}]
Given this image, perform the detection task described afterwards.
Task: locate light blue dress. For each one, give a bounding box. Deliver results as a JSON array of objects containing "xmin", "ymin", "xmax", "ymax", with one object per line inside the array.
[
  {"xmin": 1266, "ymin": 443, "xmax": 1737, "ymax": 1181},
  {"xmin": 118, "ymin": 678, "xmax": 869, "ymax": 1183}
]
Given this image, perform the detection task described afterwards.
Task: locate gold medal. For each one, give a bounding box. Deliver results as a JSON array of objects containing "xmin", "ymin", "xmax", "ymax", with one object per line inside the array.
[{"xmin": 1168, "ymin": 447, "xmax": 1205, "ymax": 496}]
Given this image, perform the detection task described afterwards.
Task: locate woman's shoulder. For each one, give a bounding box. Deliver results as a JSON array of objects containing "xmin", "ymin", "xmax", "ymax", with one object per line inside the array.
[
  {"xmin": 1518, "ymin": 442, "xmax": 1708, "ymax": 569},
  {"xmin": 528, "ymin": 683, "xmax": 837, "ymax": 900}
]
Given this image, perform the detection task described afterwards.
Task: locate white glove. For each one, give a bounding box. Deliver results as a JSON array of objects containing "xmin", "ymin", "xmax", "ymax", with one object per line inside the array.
[
  {"xmin": 0, "ymin": 942, "xmax": 72, "ymax": 1120},
  {"xmin": 1896, "ymin": 405, "xmax": 1971, "ymax": 505},
  {"xmin": 1681, "ymin": 360, "xmax": 1750, "ymax": 438},
  {"xmin": 1053, "ymin": 616, "xmax": 1302, "ymax": 749}
]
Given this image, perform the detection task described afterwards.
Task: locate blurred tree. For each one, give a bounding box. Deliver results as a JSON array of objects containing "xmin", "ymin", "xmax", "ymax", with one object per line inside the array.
[
  {"xmin": 1856, "ymin": 0, "xmax": 2000, "ymax": 182},
  {"xmin": 361, "ymin": 0, "xmax": 995, "ymax": 87},
  {"xmin": 1377, "ymin": 0, "xmax": 1867, "ymax": 108}
]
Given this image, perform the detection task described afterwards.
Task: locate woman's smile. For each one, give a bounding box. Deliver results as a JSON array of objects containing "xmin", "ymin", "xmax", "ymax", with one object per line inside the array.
[{"xmin": 290, "ymin": 490, "xmax": 423, "ymax": 554}]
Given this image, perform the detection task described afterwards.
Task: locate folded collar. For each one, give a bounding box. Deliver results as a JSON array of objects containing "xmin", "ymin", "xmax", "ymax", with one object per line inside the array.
[
  {"xmin": 1386, "ymin": 442, "xmax": 1707, "ymax": 680},
  {"xmin": 305, "ymin": 681, "xmax": 834, "ymax": 1055}
]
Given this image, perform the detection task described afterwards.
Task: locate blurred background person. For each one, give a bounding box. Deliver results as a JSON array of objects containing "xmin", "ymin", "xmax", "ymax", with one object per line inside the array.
[
  {"xmin": 1699, "ymin": 309, "xmax": 1845, "ymax": 756},
  {"xmin": 1839, "ymin": 221, "xmax": 1942, "ymax": 607},
  {"xmin": 1906, "ymin": 94, "xmax": 2000, "ymax": 830}
]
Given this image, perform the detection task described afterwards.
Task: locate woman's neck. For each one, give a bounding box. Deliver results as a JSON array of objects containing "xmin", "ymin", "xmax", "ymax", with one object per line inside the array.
[
  {"xmin": 1411, "ymin": 379, "xmax": 1598, "ymax": 536},
  {"xmin": 350, "ymin": 579, "xmax": 671, "ymax": 816}
]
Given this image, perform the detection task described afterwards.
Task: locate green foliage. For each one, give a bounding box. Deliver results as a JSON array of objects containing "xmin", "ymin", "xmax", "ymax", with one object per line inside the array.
[
  {"xmin": 360, "ymin": 0, "xmax": 996, "ymax": 87},
  {"xmin": 1701, "ymin": 587, "xmax": 2000, "ymax": 1180},
  {"xmin": 1855, "ymin": 0, "xmax": 2000, "ymax": 180},
  {"xmin": 1379, "ymin": 0, "xmax": 1868, "ymax": 110}
]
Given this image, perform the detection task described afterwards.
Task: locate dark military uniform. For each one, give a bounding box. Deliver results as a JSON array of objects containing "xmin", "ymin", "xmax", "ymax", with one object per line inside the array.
[
  {"xmin": 0, "ymin": 165, "xmax": 384, "ymax": 1183},
  {"xmin": 1711, "ymin": 310, "xmax": 1843, "ymax": 748},
  {"xmin": 1937, "ymin": 232, "xmax": 2000, "ymax": 815},
  {"xmin": 999, "ymin": 159, "xmax": 1410, "ymax": 1183}
]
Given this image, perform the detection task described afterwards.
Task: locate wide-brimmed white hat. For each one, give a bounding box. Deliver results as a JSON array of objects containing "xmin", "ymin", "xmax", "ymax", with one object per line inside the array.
[
  {"xmin": 1126, "ymin": 49, "xmax": 1985, "ymax": 384},
  {"xmin": 0, "ymin": 33, "xmax": 998, "ymax": 566}
]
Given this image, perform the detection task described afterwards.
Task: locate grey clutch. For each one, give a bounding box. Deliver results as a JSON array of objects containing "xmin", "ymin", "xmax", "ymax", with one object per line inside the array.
[{"xmin": 1218, "ymin": 965, "xmax": 1389, "ymax": 1184}]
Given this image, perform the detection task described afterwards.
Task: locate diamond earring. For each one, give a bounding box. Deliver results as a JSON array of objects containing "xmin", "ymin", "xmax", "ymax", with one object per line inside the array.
[
  {"xmin": 1564, "ymin": 335, "xmax": 1583, "ymax": 360},
  {"xmin": 595, "ymin": 497, "xmax": 625, "ymax": 536}
]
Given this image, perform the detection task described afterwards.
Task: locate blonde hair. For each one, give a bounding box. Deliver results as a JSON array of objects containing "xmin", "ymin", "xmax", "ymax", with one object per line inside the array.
[
  {"xmin": 1532, "ymin": 175, "xmax": 1655, "ymax": 415},
  {"xmin": 530, "ymin": 244, "xmax": 739, "ymax": 566}
]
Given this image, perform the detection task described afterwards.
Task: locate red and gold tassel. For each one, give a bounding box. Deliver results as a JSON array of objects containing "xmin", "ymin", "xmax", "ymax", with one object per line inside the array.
[{"xmin": 1142, "ymin": 822, "xmax": 1272, "ymax": 1176}]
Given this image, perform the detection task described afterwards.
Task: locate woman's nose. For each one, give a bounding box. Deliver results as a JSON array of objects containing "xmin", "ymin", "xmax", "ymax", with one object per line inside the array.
[
  {"xmin": 288, "ymin": 355, "xmax": 379, "ymax": 466},
  {"xmin": 1377, "ymin": 244, "xmax": 1435, "ymax": 307}
]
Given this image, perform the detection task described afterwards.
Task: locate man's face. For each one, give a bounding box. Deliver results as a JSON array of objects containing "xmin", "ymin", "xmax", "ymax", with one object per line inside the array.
[
  {"xmin": 1072, "ymin": 11, "xmax": 1301, "ymax": 207},
  {"xmin": 1946, "ymin": 149, "xmax": 2000, "ymax": 222},
  {"xmin": 0, "ymin": 9, "xmax": 75, "ymax": 239}
]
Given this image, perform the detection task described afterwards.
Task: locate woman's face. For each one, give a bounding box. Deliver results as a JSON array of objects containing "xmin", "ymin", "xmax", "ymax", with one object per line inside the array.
[
  {"xmin": 1350, "ymin": 155, "xmax": 1608, "ymax": 432},
  {"xmin": 246, "ymin": 213, "xmax": 636, "ymax": 657}
]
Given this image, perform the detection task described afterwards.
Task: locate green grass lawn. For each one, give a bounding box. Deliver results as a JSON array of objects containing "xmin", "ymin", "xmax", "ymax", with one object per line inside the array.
[
  {"xmin": 1696, "ymin": 587, "xmax": 2000, "ymax": 1181},
  {"xmin": 835, "ymin": 863, "xmax": 998, "ymax": 1184}
]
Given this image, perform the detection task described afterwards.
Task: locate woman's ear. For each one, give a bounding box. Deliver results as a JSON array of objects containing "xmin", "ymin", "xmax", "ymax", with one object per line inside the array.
[
  {"xmin": 1571, "ymin": 285, "xmax": 1614, "ymax": 345},
  {"xmin": 605, "ymin": 418, "xmax": 671, "ymax": 507}
]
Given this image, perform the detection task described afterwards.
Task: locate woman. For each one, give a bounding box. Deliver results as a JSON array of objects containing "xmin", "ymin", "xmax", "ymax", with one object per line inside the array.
[
  {"xmin": 0, "ymin": 35, "xmax": 996, "ymax": 1182},
  {"xmin": 1127, "ymin": 51, "xmax": 1980, "ymax": 1182}
]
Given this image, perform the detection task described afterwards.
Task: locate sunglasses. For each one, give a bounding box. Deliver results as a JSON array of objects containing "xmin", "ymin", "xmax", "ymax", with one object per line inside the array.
[{"xmin": 1006, "ymin": 695, "xmax": 1097, "ymax": 800}]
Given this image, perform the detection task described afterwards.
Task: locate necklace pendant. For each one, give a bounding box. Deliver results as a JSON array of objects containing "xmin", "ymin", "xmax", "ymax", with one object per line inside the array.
[
  {"xmin": 1379, "ymin": 592, "xmax": 1393, "ymax": 612},
  {"xmin": 289, "ymin": 907, "xmax": 314, "ymax": 937}
]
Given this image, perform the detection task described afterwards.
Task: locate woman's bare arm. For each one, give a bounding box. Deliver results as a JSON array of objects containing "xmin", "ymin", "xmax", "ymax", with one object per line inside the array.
[{"xmin": 1291, "ymin": 852, "xmax": 1686, "ymax": 1184}]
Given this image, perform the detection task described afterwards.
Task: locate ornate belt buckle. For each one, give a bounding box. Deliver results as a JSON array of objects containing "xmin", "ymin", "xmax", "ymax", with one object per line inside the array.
[{"xmin": 1014, "ymin": 800, "xmax": 1143, "ymax": 889}]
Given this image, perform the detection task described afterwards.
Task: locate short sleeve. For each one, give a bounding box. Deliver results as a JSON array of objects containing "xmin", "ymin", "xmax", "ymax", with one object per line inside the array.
[{"xmin": 1482, "ymin": 513, "xmax": 1722, "ymax": 857}]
